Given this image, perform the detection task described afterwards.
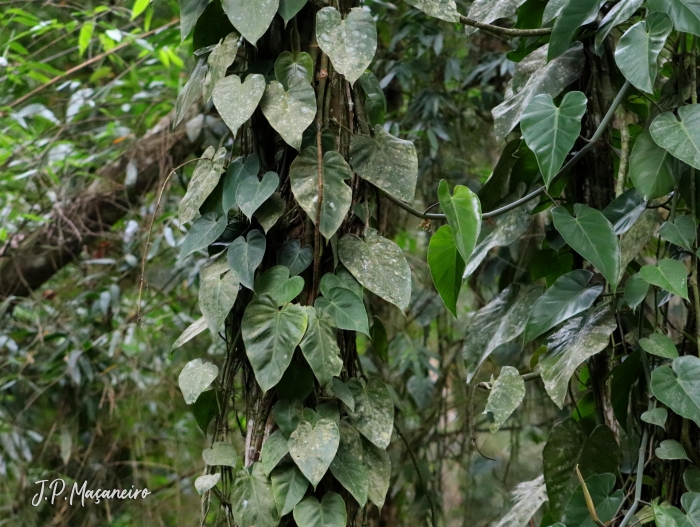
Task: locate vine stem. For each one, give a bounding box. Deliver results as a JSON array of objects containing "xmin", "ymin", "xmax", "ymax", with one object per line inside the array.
[
  {"xmin": 615, "ymin": 107, "xmax": 630, "ymax": 197},
  {"xmin": 459, "ymin": 15, "xmax": 552, "ymax": 36},
  {"xmin": 383, "ymin": 81, "xmax": 632, "ymax": 221},
  {"xmin": 689, "ymin": 36, "xmax": 700, "ymax": 354},
  {"xmin": 395, "ymin": 422, "xmax": 437, "ymax": 527}
]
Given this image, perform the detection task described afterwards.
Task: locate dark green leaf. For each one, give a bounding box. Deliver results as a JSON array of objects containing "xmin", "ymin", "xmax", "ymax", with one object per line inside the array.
[
  {"xmin": 330, "ymin": 378, "xmax": 355, "ymax": 413},
  {"xmin": 227, "ymin": 229, "xmax": 266, "ymax": 289},
  {"xmin": 277, "ymin": 360, "xmax": 315, "ymax": 401},
  {"xmin": 271, "ymin": 464, "xmax": 309, "ymax": 516},
  {"xmin": 222, "ymin": 154, "xmax": 259, "ymax": 212},
  {"xmin": 192, "ymin": 389, "xmax": 220, "ymax": 433},
  {"xmin": 647, "ymin": 0, "xmax": 700, "ymax": 36},
  {"xmin": 624, "ymin": 274, "xmax": 649, "ymax": 310},
  {"xmin": 329, "ymin": 421, "xmax": 369, "ymax": 507},
  {"xmin": 602, "ymin": 189, "xmax": 647, "ymax": 236},
  {"xmin": 236, "ymin": 171, "xmax": 279, "ymax": 220},
  {"xmin": 181, "ymin": 0, "xmax": 209, "ymax": 41},
  {"xmin": 262, "ymin": 430, "xmax": 289, "ymax": 476},
  {"xmin": 651, "ymin": 105, "xmax": 700, "ymax": 170},
  {"xmin": 548, "ymin": 0, "xmax": 599, "ymax": 61},
  {"xmin": 315, "ymin": 287, "xmax": 369, "ymax": 336},
  {"xmin": 428, "ymin": 225, "xmax": 465, "ymax": 317},
  {"xmin": 370, "ymin": 317, "xmax": 388, "ymax": 361},
  {"xmin": 278, "ymin": 0, "xmax": 307, "ymax": 26},
  {"xmin": 629, "ymin": 131, "xmax": 675, "ymax": 200},
  {"xmin": 278, "ymin": 239, "xmax": 313, "ymax": 276},
  {"xmin": 347, "ymin": 379, "xmax": 394, "ymax": 449},
  {"xmin": 611, "ymin": 349, "xmax": 642, "ymax": 430},
  {"xmin": 359, "ymin": 71, "xmax": 386, "ymax": 126},
  {"xmin": 660, "ymin": 216, "xmax": 696, "ymax": 251},
  {"xmin": 255, "ymin": 266, "xmax": 304, "ymax": 305},
  {"xmin": 562, "ymin": 473, "xmax": 624, "ymax": 527},
  {"xmin": 299, "ymin": 307, "xmax": 342, "ymax": 387},
  {"xmin": 293, "ymin": 492, "xmax": 346, "ymax": 527},
  {"xmin": 438, "ymin": 180, "xmax": 482, "ymax": 263},
  {"xmin": 362, "ymin": 437, "xmax": 390, "ymax": 508},
  {"xmin": 275, "ymin": 51, "xmax": 314, "ymax": 90},
  {"xmin": 685, "ymin": 466, "xmax": 700, "ymax": 492},
  {"xmin": 273, "ymin": 399, "xmax": 304, "ymax": 437},
  {"xmin": 178, "ymin": 212, "xmax": 227, "ymax": 264},
  {"xmin": 640, "ymin": 333, "xmax": 679, "ymax": 359}
]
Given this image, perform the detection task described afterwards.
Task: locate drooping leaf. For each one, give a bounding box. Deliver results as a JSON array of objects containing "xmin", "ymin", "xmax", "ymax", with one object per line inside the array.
[
  {"xmin": 650, "ymin": 356, "xmax": 700, "ymax": 427},
  {"xmin": 552, "ymin": 204, "xmax": 621, "ymax": 290},
  {"xmin": 329, "ymin": 421, "xmax": 369, "ymax": 506},
  {"xmin": 288, "ymin": 418, "xmax": 340, "ymax": 488},
  {"xmin": 180, "ymin": 146, "xmax": 227, "ymax": 224},
  {"xmin": 464, "ymin": 0, "xmax": 529, "ymax": 35},
  {"xmin": 222, "ymin": 154, "xmax": 259, "ymax": 212},
  {"xmin": 212, "ymin": 74, "xmax": 266, "ymax": 136},
  {"xmin": 524, "ymin": 270, "xmax": 603, "ymax": 342},
  {"xmin": 640, "ymin": 333, "xmax": 679, "ymax": 359},
  {"xmin": 548, "ymin": 0, "xmax": 599, "ymax": 61},
  {"xmin": 438, "ymin": 180, "xmax": 482, "ymax": 263},
  {"xmin": 316, "ymin": 7, "xmax": 376, "ymax": 85},
  {"xmin": 685, "ymin": 466, "xmax": 700, "ymax": 492},
  {"xmin": 192, "ymin": 389, "xmax": 220, "ymax": 433},
  {"xmin": 278, "ymin": 240, "xmax": 313, "ymax": 276},
  {"xmin": 657, "ymin": 440, "xmax": 690, "ymax": 461},
  {"xmin": 595, "ymin": 0, "xmax": 644, "ymax": 50},
  {"xmin": 540, "ymin": 309, "xmax": 616, "ymax": 408},
  {"xmin": 521, "ymin": 91, "xmax": 587, "ymax": 187},
  {"xmin": 202, "ymin": 441, "xmax": 237, "ymax": 467},
  {"xmin": 231, "ymin": 463, "xmax": 279, "ymax": 527},
  {"xmin": 640, "ymin": 259, "xmax": 689, "ymax": 300},
  {"xmin": 195, "ymin": 473, "xmax": 221, "ymax": 495},
  {"xmin": 647, "ymin": 0, "xmax": 700, "ymax": 36},
  {"xmin": 273, "ymin": 399, "xmax": 304, "ymax": 437},
  {"xmin": 428, "ymin": 225, "xmax": 465, "ymax": 317},
  {"xmin": 199, "ymin": 258, "xmax": 239, "ymax": 335},
  {"xmin": 299, "ymin": 307, "xmax": 342, "ymax": 387},
  {"xmin": 625, "ymin": 274, "xmax": 649, "ymax": 310},
  {"xmin": 204, "ymin": 32, "xmax": 239, "ymax": 102},
  {"xmin": 462, "ymin": 284, "xmax": 543, "ymax": 383},
  {"xmin": 278, "ymin": 0, "xmax": 307, "ymax": 26},
  {"xmin": 222, "ymin": 0, "xmax": 278, "ymax": 45},
  {"xmin": 262, "ymin": 430, "xmax": 289, "ymax": 476},
  {"xmin": 330, "ymin": 378, "xmax": 355, "ymax": 413},
  {"xmin": 181, "ymin": 0, "xmax": 209, "ymax": 41},
  {"xmin": 237, "ymin": 171, "xmax": 279, "ymax": 220},
  {"xmin": 651, "ymin": 105, "xmax": 700, "ymax": 170},
  {"xmin": 615, "ymin": 12, "xmax": 672, "ymax": 93},
  {"xmin": 227, "ymin": 229, "xmax": 266, "ymax": 289},
  {"xmin": 619, "ymin": 209, "xmax": 660, "ymax": 284},
  {"xmin": 602, "ymin": 188, "xmax": 648, "ymax": 236},
  {"xmin": 261, "ymin": 77, "xmax": 316, "ymax": 151},
  {"xmin": 339, "ymin": 229, "xmax": 411, "ymax": 311},
  {"xmin": 641, "ymin": 407, "xmax": 668, "ymax": 428},
  {"xmin": 562, "ymin": 473, "xmax": 624, "ymax": 527},
  {"xmin": 629, "ymin": 131, "xmax": 675, "ymax": 200},
  {"xmin": 271, "ymin": 464, "xmax": 309, "ymax": 516},
  {"xmin": 241, "ymin": 295, "xmax": 308, "ymax": 391},
  {"xmin": 610, "ymin": 349, "xmax": 643, "ymax": 431},
  {"xmin": 347, "ymin": 379, "xmax": 394, "ymax": 449},
  {"xmin": 255, "ymin": 193, "xmax": 286, "ymax": 233},
  {"xmin": 293, "ymin": 492, "xmax": 347, "ymax": 527},
  {"xmin": 172, "ymin": 316, "xmax": 208, "ymax": 351},
  {"xmin": 179, "ymin": 358, "xmax": 219, "ymax": 404},
  {"xmin": 362, "ymin": 437, "xmax": 391, "ymax": 509},
  {"xmin": 178, "ymin": 212, "xmax": 228, "ymax": 264},
  {"xmin": 492, "ymin": 43, "xmax": 585, "ymax": 141},
  {"xmin": 275, "ymin": 51, "xmax": 314, "ymax": 90},
  {"xmin": 358, "ymin": 72, "xmax": 386, "ymax": 126},
  {"xmin": 485, "ymin": 366, "xmax": 526, "ymax": 433},
  {"xmin": 493, "ymin": 476, "xmax": 548, "ymax": 527},
  {"xmin": 660, "ymin": 216, "xmax": 697, "ymax": 251},
  {"xmin": 404, "ymin": 0, "xmax": 460, "ymax": 22},
  {"xmin": 290, "ymin": 147, "xmax": 353, "ymax": 239}
]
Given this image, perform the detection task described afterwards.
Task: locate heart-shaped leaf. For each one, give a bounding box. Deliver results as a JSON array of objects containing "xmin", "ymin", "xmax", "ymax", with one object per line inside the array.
[
  {"xmin": 640, "ymin": 333, "xmax": 679, "ymax": 359},
  {"xmin": 548, "ymin": 0, "xmax": 599, "ymax": 61},
  {"xmin": 329, "ymin": 421, "xmax": 369, "ymax": 507},
  {"xmin": 347, "ymin": 379, "xmax": 394, "ymax": 449},
  {"xmin": 222, "ymin": 154, "xmax": 259, "ymax": 212},
  {"xmin": 278, "ymin": 239, "xmax": 313, "ymax": 276},
  {"xmin": 194, "ymin": 473, "xmax": 221, "ymax": 495},
  {"xmin": 271, "ymin": 464, "xmax": 308, "ymax": 516},
  {"xmin": 227, "ymin": 229, "xmax": 266, "ymax": 289},
  {"xmin": 349, "ymin": 125, "xmax": 418, "ymax": 202},
  {"xmin": 278, "ymin": 0, "xmax": 307, "ymax": 26},
  {"xmin": 204, "ymin": 33, "xmax": 239, "ymax": 102},
  {"xmin": 438, "ymin": 180, "xmax": 482, "ymax": 263},
  {"xmin": 316, "ymin": 7, "xmax": 377, "ymax": 85},
  {"xmin": 242, "ymin": 294, "xmax": 308, "ymax": 391},
  {"xmin": 629, "ymin": 131, "xmax": 675, "ymax": 200},
  {"xmin": 524, "ymin": 270, "xmax": 603, "ymax": 342},
  {"xmin": 404, "ymin": 0, "xmax": 460, "ymax": 22},
  {"xmin": 595, "ymin": 0, "xmax": 644, "ymax": 49},
  {"xmin": 178, "ymin": 212, "xmax": 228, "ymax": 264},
  {"xmin": 651, "ymin": 105, "xmax": 700, "ymax": 170},
  {"xmin": 319, "ymin": 268, "xmax": 363, "ymax": 300},
  {"xmin": 624, "ymin": 274, "xmax": 649, "ymax": 310},
  {"xmin": 275, "ymin": 51, "xmax": 313, "ymax": 90},
  {"xmin": 180, "ymin": 146, "xmax": 227, "ymax": 224},
  {"xmin": 647, "ymin": 0, "xmax": 700, "ymax": 36},
  {"xmin": 199, "ymin": 258, "xmax": 239, "ymax": 335},
  {"xmin": 255, "ymin": 266, "xmax": 305, "ymax": 305},
  {"xmin": 261, "ymin": 77, "xmax": 316, "ymax": 151},
  {"xmin": 485, "ymin": 366, "xmax": 526, "ymax": 434},
  {"xmin": 562, "ymin": 473, "xmax": 624, "ymax": 527},
  {"xmin": 172, "ymin": 316, "xmax": 208, "ymax": 351},
  {"xmin": 602, "ymin": 188, "xmax": 647, "ymax": 235},
  {"xmin": 362, "ymin": 437, "xmax": 390, "ymax": 508},
  {"xmin": 359, "ymin": 72, "xmax": 386, "ymax": 126},
  {"xmin": 651, "ymin": 356, "xmax": 700, "ymax": 427},
  {"xmin": 330, "ymin": 378, "xmax": 355, "ymax": 413},
  {"xmin": 288, "ymin": 419, "xmax": 340, "ymax": 488},
  {"xmin": 212, "ymin": 74, "xmax": 265, "ymax": 136},
  {"xmin": 181, "ymin": 0, "xmax": 209, "ymax": 41},
  {"xmin": 222, "ymin": 0, "xmax": 278, "ymax": 45},
  {"xmin": 428, "ymin": 225, "xmax": 465, "ymax": 317},
  {"xmin": 179, "ymin": 358, "xmax": 219, "ymax": 404},
  {"xmin": 552, "ymin": 204, "xmax": 621, "ymax": 290},
  {"xmin": 202, "ymin": 441, "xmax": 237, "ymax": 467},
  {"xmin": 237, "ymin": 171, "xmax": 279, "ymax": 219},
  {"xmin": 261, "ymin": 430, "xmax": 289, "ymax": 476},
  {"xmin": 299, "ymin": 307, "xmax": 342, "ymax": 387},
  {"xmin": 273, "ymin": 399, "xmax": 304, "ymax": 437},
  {"xmin": 657, "ymin": 439, "xmax": 690, "ymax": 461},
  {"xmin": 521, "ymin": 91, "xmax": 587, "ymax": 187},
  {"xmin": 339, "ymin": 229, "xmax": 411, "ymax": 311},
  {"xmin": 255, "ymin": 193, "xmax": 286, "ymax": 233},
  {"xmin": 640, "ymin": 258, "xmax": 689, "ymax": 300},
  {"xmin": 293, "ymin": 492, "xmax": 346, "ymax": 527},
  {"xmin": 641, "ymin": 407, "xmax": 668, "ymax": 428},
  {"xmin": 315, "ymin": 287, "xmax": 369, "ymax": 336},
  {"xmin": 660, "ymin": 215, "xmax": 696, "ymax": 251},
  {"xmin": 615, "ymin": 12, "xmax": 672, "ymax": 93},
  {"xmin": 231, "ymin": 463, "xmax": 279, "ymax": 527}
]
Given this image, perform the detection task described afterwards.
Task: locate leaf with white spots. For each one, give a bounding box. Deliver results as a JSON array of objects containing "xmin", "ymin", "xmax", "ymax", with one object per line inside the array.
[
  {"xmin": 404, "ymin": 0, "xmax": 460, "ymax": 22},
  {"xmin": 347, "ymin": 379, "xmax": 394, "ymax": 449},
  {"xmin": 175, "ymin": 57, "xmax": 207, "ymax": 127},
  {"xmin": 485, "ymin": 366, "xmax": 526, "ymax": 433},
  {"xmin": 222, "ymin": 0, "xmax": 279, "ymax": 45},
  {"xmin": 329, "ymin": 420, "xmax": 369, "ymax": 506},
  {"xmin": 465, "ymin": 0, "xmax": 529, "ymax": 35},
  {"xmin": 194, "ymin": 473, "xmax": 220, "ymax": 495},
  {"xmin": 179, "ymin": 358, "xmax": 219, "ymax": 404},
  {"xmin": 199, "ymin": 258, "xmax": 239, "ymax": 335},
  {"xmin": 362, "ymin": 437, "xmax": 390, "ymax": 509},
  {"xmin": 204, "ymin": 33, "xmax": 239, "ymax": 102},
  {"xmin": 231, "ymin": 463, "xmax": 279, "ymax": 527},
  {"xmin": 261, "ymin": 77, "xmax": 316, "ymax": 151},
  {"xmin": 202, "ymin": 441, "xmax": 238, "ymax": 467},
  {"xmin": 179, "ymin": 146, "xmax": 227, "ymax": 224},
  {"xmin": 288, "ymin": 418, "xmax": 340, "ymax": 488},
  {"xmin": 212, "ymin": 74, "xmax": 265, "ymax": 137},
  {"xmin": 299, "ymin": 307, "xmax": 343, "ymax": 387}
]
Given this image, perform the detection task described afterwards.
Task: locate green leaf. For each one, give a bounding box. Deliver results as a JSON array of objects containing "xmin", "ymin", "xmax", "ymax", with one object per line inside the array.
[
  {"xmin": 370, "ymin": 316, "xmax": 388, "ymax": 362},
  {"xmin": 271, "ymin": 464, "xmax": 308, "ymax": 516},
  {"xmin": 404, "ymin": 0, "xmax": 460, "ymax": 22},
  {"xmin": 647, "ymin": 0, "xmax": 700, "ymax": 36},
  {"xmin": 602, "ymin": 188, "xmax": 647, "ymax": 236},
  {"xmin": 273, "ymin": 399, "xmax": 303, "ymax": 437},
  {"xmin": 231, "ymin": 463, "xmax": 279, "ymax": 527},
  {"xmin": 625, "ymin": 274, "xmax": 649, "ymax": 310},
  {"xmin": 540, "ymin": 309, "xmax": 616, "ymax": 408},
  {"xmin": 548, "ymin": 0, "xmax": 599, "ymax": 61},
  {"xmin": 222, "ymin": 154, "xmax": 259, "ymax": 212},
  {"xmin": 275, "ymin": 51, "xmax": 314, "ymax": 91},
  {"xmin": 191, "ymin": 388, "xmax": 220, "ymax": 433},
  {"xmin": 329, "ymin": 421, "xmax": 369, "ymax": 506},
  {"xmin": 278, "ymin": 0, "xmax": 307, "ymax": 26},
  {"xmin": 562, "ymin": 473, "xmax": 624, "ymax": 527},
  {"xmin": 521, "ymin": 91, "xmax": 587, "ymax": 187},
  {"xmin": 290, "ymin": 147, "xmax": 353, "ymax": 239},
  {"xmin": 319, "ymin": 268, "xmax": 363, "ymax": 300},
  {"xmin": 651, "ymin": 105, "xmax": 700, "ymax": 170},
  {"xmin": 524, "ymin": 270, "xmax": 603, "ymax": 342},
  {"xmin": 660, "ymin": 216, "xmax": 697, "ymax": 251},
  {"xmin": 293, "ymin": 492, "xmax": 346, "ymax": 527},
  {"xmin": 262, "ymin": 430, "xmax": 289, "ymax": 476},
  {"xmin": 657, "ymin": 440, "xmax": 690, "ymax": 461},
  {"xmin": 350, "ymin": 125, "xmax": 418, "ymax": 202},
  {"xmin": 682, "ymin": 492, "xmax": 700, "ymax": 524},
  {"xmin": 339, "ymin": 229, "xmax": 411, "ymax": 311},
  {"xmin": 615, "ymin": 12, "xmax": 672, "ymax": 93},
  {"xmin": 362, "ymin": 437, "xmax": 390, "ymax": 508},
  {"xmin": 203, "ymin": 33, "xmax": 239, "ymax": 102},
  {"xmin": 640, "ymin": 259, "xmax": 689, "ymax": 300},
  {"xmin": 611, "ymin": 349, "xmax": 642, "ymax": 430},
  {"xmin": 78, "ymin": 22, "xmax": 95, "ymax": 56},
  {"xmin": 641, "ymin": 407, "xmax": 668, "ymax": 428},
  {"xmin": 330, "ymin": 378, "xmax": 355, "ymax": 413},
  {"xmin": 640, "ymin": 333, "xmax": 679, "ymax": 359},
  {"xmin": 315, "ymin": 287, "xmax": 370, "ymax": 336},
  {"xmin": 428, "ymin": 225, "xmax": 465, "ymax": 317},
  {"xmin": 172, "ymin": 316, "xmax": 208, "ymax": 351},
  {"xmin": 278, "ymin": 240, "xmax": 313, "ymax": 276},
  {"xmin": 288, "ymin": 418, "xmax": 340, "ymax": 488},
  {"xmin": 277, "ymin": 360, "xmax": 315, "ymax": 401},
  {"xmin": 222, "ymin": 0, "xmax": 277, "ymax": 45},
  {"xmin": 181, "ymin": 0, "xmax": 209, "ymax": 41},
  {"xmin": 261, "ymin": 76, "xmax": 316, "ymax": 151},
  {"xmin": 179, "ymin": 146, "xmax": 227, "ymax": 224},
  {"xmin": 629, "ymin": 131, "xmax": 675, "ymax": 200},
  {"xmin": 299, "ymin": 307, "xmax": 342, "ymax": 387},
  {"xmin": 463, "ymin": 284, "xmax": 543, "ymax": 382},
  {"xmin": 202, "ymin": 441, "xmax": 237, "ymax": 467},
  {"xmin": 179, "ymin": 358, "xmax": 219, "ymax": 404},
  {"xmin": 358, "ymin": 72, "xmax": 386, "ymax": 127},
  {"xmin": 178, "ymin": 212, "xmax": 227, "ymax": 264},
  {"xmin": 552, "ymin": 204, "xmax": 621, "ymax": 290},
  {"xmin": 685, "ymin": 466, "xmax": 700, "ymax": 492},
  {"xmin": 651, "ymin": 356, "xmax": 700, "ymax": 427},
  {"xmin": 543, "ymin": 420, "xmax": 620, "ymax": 519},
  {"xmin": 485, "ymin": 366, "xmax": 526, "ymax": 433},
  {"xmin": 595, "ymin": 0, "xmax": 644, "ymax": 50},
  {"xmin": 175, "ymin": 58, "xmax": 207, "ymax": 127},
  {"xmin": 653, "ymin": 501, "xmax": 685, "ymax": 527},
  {"xmin": 241, "ymin": 295, "xmax": 308, "ymax": 392},
  {"xmin": 347, "ymin": 379, "xmax": 394, "ymax": 449},
  {"xmin": 237, "ymin": 171, "xmax": 278, "ymax": 220},
  {"xmin": 465, "ymin": 0, "xmax": 528, "ymax": 35},
  {"xmin": 493, "ymin": 43, "xmax": 585, "ymax": 141},
  {"xmin": 255, "ymin": 266, "xmax": 304, "ymax": 305},
  {"xmin": 199, "ymin": 258, "xmax": 239, "ymax": 335},
  {"xmin": 438, "ymin": 180, "xmax": 482, "ymax": 263},
  {"xmin": 227, "ymin": 229, "xmax": 266, "ymax": 289},
  {"xmin": 255, "ymin": 193, "xmax": 286, "ymax": 233},
  {"xmin": 195, "ymin": 473, "xmax": 220, "ymax": 494},
  {"xmin": 212, "ymin": 74, "xmax": 265, "ymax": 137},
  {"xmin": 131, "ymin": 0, "xmax": 150, "ymax": 19}
]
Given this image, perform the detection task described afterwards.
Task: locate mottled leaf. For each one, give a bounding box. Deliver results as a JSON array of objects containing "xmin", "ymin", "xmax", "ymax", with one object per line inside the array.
[
  {"xmin": 641, "ymin": 407, "xmax": 668, "ymax": 428},
  {"xmin": 485, "ymin": 366, "xmax": 526, "ymax": 433},
  {"xmin": 199, "ymin": 258, "xmax": 239, "ymax": 335},
  {"xmin": 657, "ymin": 440, "xmax": 690, "ymax": 461},
  {"xmin": 212, "ymin": 74, "xmax": 265, "ymax": 136},
  {"xmin": 180, "ymin": 146, "xmax": 227, "ymax": 224},
  {"xmin": 300, "ymin": 307, "xmax": 343, "ymax": 387},
  {"xmin": 178, "ymin": 212, "xmax": 227, "ymax": 264},
  {"xmin": 465, "ymin": 0, "xmax": 528, "ymax": 35},
  {"xmin": 175, "ymin": 58, "xmax": 207, "ymax": 127},
  {"xmin": 493, "ymin": 476, "xmax": 548, "ymax": 527},
  {"xmin": 347, "ymin": 379, "xmax": 394, "ymax": 449},
  {"xmin": 404, "ymin": 0, "xmax": 460, "ymax": 22},
  {"xmin": 261, "ymin": 77, "xmax": 316, "ymax": 151},
  {"xmin": 288, "ymin": 419, "xmax": 340, "ymax": 488},
  {"xmin": 195, "ymin": 473, "xmax": 220, "ymax": 494},
  {"xmin": 329, "ymin": 421, "xmax": 369, "ymax": 506},
  {"xmin": 222, "ymin": 0, "xmax": 278, "ymax": 45},
  {"xmin": 362, "ymin": 437, "xmax": 390, "ymax": 509},
  {"xmin": 202, "ymin": 441, "xmax": 237, "ymax": 467},
  {"xmin": 255, "ymin": 192, "xmax": 286, "ymax": 233},
  {"xmin": 204, "ymin": 33, "xmax": 239, "ymax": 102},
  {"xmin": 227, "ymin": 229, "xmax": 266, "ymax": 289},
  {"xmin": 231, "ymin": 463, "xmax": 279, "ymax": 527},
  {"xmin": 179, "ymin": 358, "xmax": 219, "ymax": 404}
]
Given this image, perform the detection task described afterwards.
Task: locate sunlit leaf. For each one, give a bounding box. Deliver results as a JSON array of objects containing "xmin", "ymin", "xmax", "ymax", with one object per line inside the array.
[
  {"xmin": 428, "ymin": 225, "xmax": 465, "ymax": 317},
  {"xmin": 261, "ymin": 77, "xmax": 316, "ymax": 151},
  {"xmin": 222, "ymin": 0, "xmax": 278, "ymax": 45},
  {"xmin": 640, "ymin": 258, "xmax": 689, "ymax": 300},
  {"xmin": 179, "ymin": 358, "xmax": 219, "ymax": 404}
]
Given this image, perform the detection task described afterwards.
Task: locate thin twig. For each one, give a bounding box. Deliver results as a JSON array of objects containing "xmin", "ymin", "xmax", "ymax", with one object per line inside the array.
[{"xmin": 459, "ymin": 15, "xmax": 552, "ymax": 36}]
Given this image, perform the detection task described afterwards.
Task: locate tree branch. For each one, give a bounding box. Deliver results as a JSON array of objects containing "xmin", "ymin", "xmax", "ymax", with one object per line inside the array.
[{"xmin": 459, "ymin": 15, "xmax": 552, "ymax": 37}]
